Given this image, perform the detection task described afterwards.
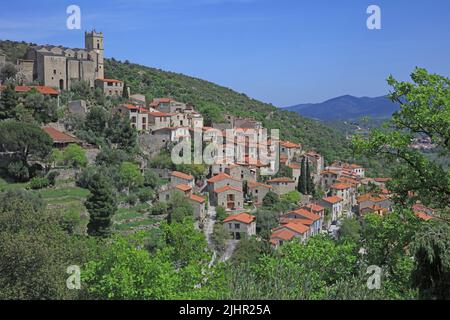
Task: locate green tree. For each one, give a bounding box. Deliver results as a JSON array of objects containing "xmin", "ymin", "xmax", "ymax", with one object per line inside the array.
[
  {"xmin": 212, "ymin": 223, "xmax": 230, "ymax": 253},
  {"xmin": 254, "ymin": 209, "xmax": 279, "ymax": 240},
  {"xmin": 24, "ymin": 91, "xmax": 58, "ymax": 124},
  {"xmin": 63, "ymin": 144, "xmax": 88, "ymax": 168},
  {"xmin": 262, "ymin": 191, "xmax": 280, "ymax": 208},
  {"xmin": 0, "ymin": 82, "xmax": 18, "ymax": 119},
  {"xmin": 0, "ymin": 120, "xmax": 53, "ymax": 164},
  {"xmin": 119, "ymin": 161, "xmax": 144, "ymax": 194},
  {"xmin": 353, "ymin": 68, "xmax": 450, "ymax": 210},
  {"xmin": 298, "ymin": 158, "xmax": 307, "ymax": 194},
  {"xmin": 107, "ymin": 113, "xmax": 137, "ymax": 152},
  {"xmin": 338, "ymin": 217, "xmax": 362, "ymax": 243},
  {"xmin": 0, "ymin": 64, "xmax": 17, "ymax": 83},
  {"xmin": 167, "ymin": 192, "xmax": 194, "ymax": 223},
  {"xmin": 85, "ymin": 106, "xmax": 109, "ymax": 136},
  {"xmin": 0, "ymin": 190, "xmax": 94, "ymax": 300},
  {"xmin": 215, "ymin": 206, "xmax": 227, "ymax": 222},
  {"xmin": 86, "ymin": 173, "xmax": 117, "ymax": 237}
]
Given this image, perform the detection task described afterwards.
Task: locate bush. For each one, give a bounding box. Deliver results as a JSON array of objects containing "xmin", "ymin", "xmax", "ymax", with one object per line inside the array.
[
  {"xmin": 151, "ymin": 202, "xmax": 168, "ymax": 216},
  {"xmin": 28, "ymin": 176, "xmax": 50, "ymax": 190},
  {"xmin": 47, "ymin": 171, "xmax": 60, "ymax": 186},
  {"xmin": 7, "ymin": 161, "xmax": 29, "ymax": 182},
  {"xmin": 216, "ymin": 206, "xmax": 227, "ymax": 222},
  {"xmin": 137, "ymin": 188, "xmax": 154, "ymax": 203},
  {"xmin": 76, "ymin": 166, "xmax": 97, "ymax": 188},
  {"xmin": 125, "ymin": 194, "xmax": 138, "ymax": 206}
]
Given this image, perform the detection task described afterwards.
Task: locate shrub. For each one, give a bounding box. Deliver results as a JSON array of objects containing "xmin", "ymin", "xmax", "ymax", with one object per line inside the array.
[
  {"xmin": 137, "ymin": 188, "xmax": 154, "ymax": 203},
  {"xmin": 125, "ymin": 193, "xmax": 138, "ymax": 206},
  {"xmin": 151, "ymin": 202, "xmax": 168, "ymax": 216},
  {"xmin": 28, "ymin": 176, "xmax": 50, "ymax": 190},
  {"xmin": 7, "ymin": 161, "xmax": 29, "ymax": 182},
  {"xmin": 47, "ymin": 171, "xmax": 60, "ymax": 186}
]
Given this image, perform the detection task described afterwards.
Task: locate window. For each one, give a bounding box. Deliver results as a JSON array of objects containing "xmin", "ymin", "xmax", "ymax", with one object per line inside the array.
[{"xmin": 235, "ymin": 224, "xmax": 240, "ymax": 229}]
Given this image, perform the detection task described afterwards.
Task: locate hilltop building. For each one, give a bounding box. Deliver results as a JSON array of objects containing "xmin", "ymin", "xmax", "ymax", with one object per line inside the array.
[{"xmin": 20, "ymin": 31, "xmax": 105, "ymax": 90}]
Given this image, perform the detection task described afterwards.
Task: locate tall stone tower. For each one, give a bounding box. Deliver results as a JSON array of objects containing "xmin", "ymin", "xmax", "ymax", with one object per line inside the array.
[{"xmin": 85, "ymin": 30, "xmax": 104, "ymax": 79}]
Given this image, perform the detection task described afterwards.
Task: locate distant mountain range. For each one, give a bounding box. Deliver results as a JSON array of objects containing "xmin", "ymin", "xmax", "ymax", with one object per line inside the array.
[{"xmin": 284, "ymin": 95, "xmax": 400, "ymax": 121}]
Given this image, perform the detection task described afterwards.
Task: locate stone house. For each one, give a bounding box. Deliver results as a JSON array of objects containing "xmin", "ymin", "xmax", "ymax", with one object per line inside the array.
[
  {"xmin": 213, "ymin": 186, "xmax": 244, "ymax": 211},
  {"xmin": 247, "ymin": 181, "xmax": 272, "ymax": 205},
  {"xmin": 148, "ymin": 111, "xmax": 173, "ymax": 130},
  {"xmin": 357, "ymin": 193, "xmax": 392, "ymax": 216},
  {"xmin": 266, "ymin": 177, "xmax": 296, "ymax": 195},
  {"xmin": 288, "ymin": 163, "xmax": 301, "ymax": 183},
  {"xmin": 95, "ymin": 78, "xmax": 123, "ymax": 97},
  {"xmin": 270, "ymin": 221, "xmax": 310, "ymax": 247},
  {"xmin": 223, "ymin": 213, "xmax": 256, "ymax": 240},
  {"xmin": 321, "ymin": 170, "xmax": 340, "ymax": 190},
  {"xmin": 280, "ymin": 141, "xmax": 302, "ymax": 164},
  {"xmin": 319, "ymin": 196, "xmax": 344, "ymax": 223},
  {"xmin": 189, "ymin": 194, "xmax": 207, "ymax": 222},
  {"xmin": 330, "ymin": 183, "xmax": 355, "ymax": 209},
  {"xmin": 116, "ymin": 104, "xmax": 149, "ymax": 132},
  {"xmin": 158, "ymin": 184, "xmax": 192, "ymax": 202},
  {"xmin": 170, "ymin": 171, "xmax": 195, "ymax": 188},
  {"xmin": 225, "ymin": 164, "xmax": 257, "ymax": 182},
  {"xmin": 283, "ymin": 208, "xmax": 322, "ymax": 236}
]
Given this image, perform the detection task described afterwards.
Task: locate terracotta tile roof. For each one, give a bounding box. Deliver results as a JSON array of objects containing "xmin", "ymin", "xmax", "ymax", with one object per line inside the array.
[
  {"xmin": 294, "ymin": 208, "xmax": 321, "ymax": 221},
  {"xmin": 322, "ymin": 196, "xmax": 343, "ymax": 204},
  {"xmin": 281, "ymin": 141, "xmax": 301, "ymax": 149},
  {"xmin": 1, "ymin": 85, "xmax": 60, "ymax": 95},
  {"xmin": 288, "ymin": 208, "xmax": 321, "ymax": 222},
  {"xmin": 223, "ymin": 212, "xmax": 255, "ymax": 224},
  {"xmin": 267, "ymin": 177, "xmax": 295, "ymax": 183},
  {"xmin": 175, "ymin": 184, "xmax": 192, "ymax": 192},
  {"xmin": 304, "ymin": 203, "xmax": 325, "ymax": 212},
  {"xmin": 415, "ymin": 212, "xmax": 434, "ymax": 221},
  {"xmin": 207, "ymin": 173, "xmax": 234, "ymax": 183},
  {"xmin": 148, "ymin": 111, "xmax": 173, "ymax": 117},
  {"xmin": 275, "ymin": 222, "xmax": 309, "ymax": 235},
  {"xmin": 171, "ymin": 171, "xmax": 194, "ymax": 181},
  {"xmin": 96, "ymin": 78, "xmax": 123, "ymax": 83},
  {"xmin": 214, "ymin": 186, "xmax": 243, "ymax": 194},
  {"xmin": 288, "ymin": 163, "xmax": 301, "ymax": 170},
  {"xmin": 331, "ymin": 183, "xmax": 352, "ymax": 190},
  {"xmin": 281, "ymin": 217, "xmax": 314, "ymax": 226},
  {"xmin": 248, "ymin": 181, "xmax": 272, "ymax": 189},
  {"xmin": 189, "ymin": 194, "xmax": 205, "ymax": 204},
  {"xmin": 42, "ymin": 127, "xmax": 79, "ymax": 144},
  {"xmin": 321, "ymin": 170, "xmax": 340, "ymax": 175},
  {"xmin": 122, "ymin": 104, "xmax": 140, "ymax": 110},
  {"xmin": 271, "ymin": 229, "xmax": 297, "ymax": 241},
  {"xmin": 357, "ymin": 193, "xmax": 388, "ymax": 203},
  {"xmin": 374, "ymin": 178, "xmax": 392, "ymax": 183}
]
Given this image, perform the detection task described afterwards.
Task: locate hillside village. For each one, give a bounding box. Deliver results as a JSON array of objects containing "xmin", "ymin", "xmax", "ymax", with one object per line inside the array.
[{"xmin": 0, "ymin": 31, "xmax": 439, "ymax": 261}]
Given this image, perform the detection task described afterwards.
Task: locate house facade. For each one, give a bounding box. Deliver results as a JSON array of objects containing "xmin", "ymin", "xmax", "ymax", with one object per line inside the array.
[{"xmin": 223, "ymin": 213, "xmax": 256, "ymax": 240}]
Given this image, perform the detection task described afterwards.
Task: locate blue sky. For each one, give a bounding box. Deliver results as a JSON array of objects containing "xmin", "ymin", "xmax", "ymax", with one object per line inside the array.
[{"xmin": 1, "ymin": 0, "xmax": 449, "ymax": 106}]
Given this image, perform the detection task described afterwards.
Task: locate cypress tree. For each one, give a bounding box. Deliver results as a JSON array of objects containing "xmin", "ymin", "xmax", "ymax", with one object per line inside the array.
[
  {"xmin": 306, "ymin": 159, "xmax": 313, "ymax": 195},
  {"xmin": 0, "ymin": 82, "xmax": 18, "ymax": 120},
  {"xmin": 298, "ymin": 158, "xmax": 307, "ymax": 194},
  {"xmin": 86, "ymin": 174, "xmax": 117, "ymax": 237}
]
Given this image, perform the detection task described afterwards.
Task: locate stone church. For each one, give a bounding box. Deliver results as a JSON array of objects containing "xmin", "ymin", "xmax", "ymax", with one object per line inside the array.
[{"xmin": 19, "ymin": 30, "xmax": 104, "ymax": 90}]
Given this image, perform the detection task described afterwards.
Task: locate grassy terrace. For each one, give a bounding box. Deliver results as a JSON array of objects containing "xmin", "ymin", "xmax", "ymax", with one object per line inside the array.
[{"xmin": 1, "ymin": 177, "xmax": 158, "ymax": 234}]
